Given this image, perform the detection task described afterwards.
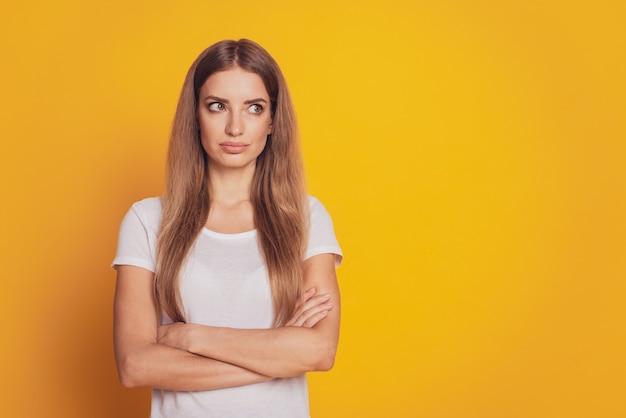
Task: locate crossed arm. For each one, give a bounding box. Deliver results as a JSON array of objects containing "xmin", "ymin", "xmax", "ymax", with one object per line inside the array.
[{"xmin": 113, "ymin": 253, "xmax": 340, "ymax": 391}]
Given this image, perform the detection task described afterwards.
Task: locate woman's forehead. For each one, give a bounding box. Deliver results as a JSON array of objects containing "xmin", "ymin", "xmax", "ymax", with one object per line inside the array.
[{"xmin": 200, "ymin": 68, "xmax": 269, "ymax": 100}]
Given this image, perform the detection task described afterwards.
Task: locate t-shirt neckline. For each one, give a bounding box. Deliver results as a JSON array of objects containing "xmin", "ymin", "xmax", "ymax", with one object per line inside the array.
[{"xmin": 201, "ymin": 227, "xmax": 257, "ymax": 240}]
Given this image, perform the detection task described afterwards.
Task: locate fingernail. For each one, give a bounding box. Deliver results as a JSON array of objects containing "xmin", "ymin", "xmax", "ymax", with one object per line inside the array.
[{"xmin": 322, "ymin": 293, "xmax": 330, "ymax": 299}]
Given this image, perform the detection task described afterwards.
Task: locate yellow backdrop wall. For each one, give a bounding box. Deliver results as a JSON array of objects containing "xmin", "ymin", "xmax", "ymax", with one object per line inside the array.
[{"xmin": 1, "ymin": 1, "xmax": 624, "ymax": 417}]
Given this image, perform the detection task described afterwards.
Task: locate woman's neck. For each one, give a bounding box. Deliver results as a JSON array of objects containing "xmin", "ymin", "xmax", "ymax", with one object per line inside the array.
[
  {"xmin": 207, "ymin": 164, "xmax": 255, "ymax": 205},
  {"xmin": 205, "ymin": 166, "xmax": 256, "ymax": 233}
]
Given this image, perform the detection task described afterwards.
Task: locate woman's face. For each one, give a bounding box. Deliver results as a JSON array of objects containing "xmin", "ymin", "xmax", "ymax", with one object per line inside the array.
[{"xmin": 197, "ymin": 67, "xmax": 273, "ymax": 173}]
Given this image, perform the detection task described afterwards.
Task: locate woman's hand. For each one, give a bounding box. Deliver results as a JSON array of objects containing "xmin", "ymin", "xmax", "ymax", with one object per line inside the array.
[
  {"xmin": 157, "ymin": 288, "xmax": 332, "ymax": 354},
  {"xmin": 285, "ymin": 288, "xmax": 333, "ymax": 328},
  {"xmin": 158, "ymin": 322, "xmax": 195, "ymax": 352}
]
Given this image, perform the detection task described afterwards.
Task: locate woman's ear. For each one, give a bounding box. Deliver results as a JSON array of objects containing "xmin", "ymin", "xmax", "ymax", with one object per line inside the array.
[{"xmin": 267, "ymin": 119, "xmax": 273, "ymax": 135}]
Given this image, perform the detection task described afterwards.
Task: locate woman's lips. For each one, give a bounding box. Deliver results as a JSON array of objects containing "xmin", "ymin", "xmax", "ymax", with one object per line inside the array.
[{"xmin": 219, "ymin": 142, "xmax": 249, "ymax": 154}]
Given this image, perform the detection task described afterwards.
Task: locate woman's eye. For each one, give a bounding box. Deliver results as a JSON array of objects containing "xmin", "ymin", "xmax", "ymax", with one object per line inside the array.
[
  {"xmin": 208, "ymin": 102, "xmax": 225, "ymax": 112},
  {"xmin": 249, "ymin": 104, "xmax": 263, "ymax": 114}
]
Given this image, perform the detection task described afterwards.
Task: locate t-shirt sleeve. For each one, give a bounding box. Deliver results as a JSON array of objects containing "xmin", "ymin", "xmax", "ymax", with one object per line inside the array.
[
  {"xmin": 306, "ymin": 197, "xmax": 343, "ymax": 267},
  {"xmin": 111, "ymin": 199, "xmax": 160, "ymax": 272}
]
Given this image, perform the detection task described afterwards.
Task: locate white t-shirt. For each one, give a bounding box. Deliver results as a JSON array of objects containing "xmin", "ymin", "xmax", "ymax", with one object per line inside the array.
[{"xmin": 113, "ymin": 196, "xmax": 342, "ymax": 418}]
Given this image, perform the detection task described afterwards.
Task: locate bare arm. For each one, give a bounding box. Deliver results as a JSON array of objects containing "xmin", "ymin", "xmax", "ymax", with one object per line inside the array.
[
  {"xmin": 114, "ymin": 265, "xmax": 273, "ymax": 390},
  {"xmin": 157, "ymin": 253, "xmax": 341, "ymax": 378}
]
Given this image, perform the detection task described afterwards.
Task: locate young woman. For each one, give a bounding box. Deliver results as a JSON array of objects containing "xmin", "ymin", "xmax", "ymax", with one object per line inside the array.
[{"xmin": 112, "ymin": 39, "xmax": 342, "ymax": 417}]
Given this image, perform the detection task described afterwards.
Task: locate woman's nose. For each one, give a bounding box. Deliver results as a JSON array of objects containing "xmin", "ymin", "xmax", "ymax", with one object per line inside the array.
[{"xmin": 226, "ymin": 113, "xmax": 243, "ymax": 136}]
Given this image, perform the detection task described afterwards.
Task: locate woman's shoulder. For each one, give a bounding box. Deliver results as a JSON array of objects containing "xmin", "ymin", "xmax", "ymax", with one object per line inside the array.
[
  {"xmin": 125, "ymin": 196, "xmax": 163, "ymax": 226},
  {"xmin": 307, "ymin": 195, "xmax": 324, "ymax": 211},
  {"xmin": 130, "ymin": 196, "xmax": 163, "ymax": 212},
  {"xmin": 307, "ymin": 195, "xmax": 335, "ymax": 223}
]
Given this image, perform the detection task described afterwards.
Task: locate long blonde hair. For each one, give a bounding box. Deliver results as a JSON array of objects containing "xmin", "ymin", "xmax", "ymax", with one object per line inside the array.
[{"xmin": 155, "ymin": 39, "xmax": 308, "ymax": 326}]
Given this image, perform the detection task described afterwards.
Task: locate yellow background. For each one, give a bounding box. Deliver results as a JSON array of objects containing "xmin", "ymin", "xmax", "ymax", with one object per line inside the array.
[{"xmin": 1, "ymin": 1, "xmax": 624, "ymax": 417}]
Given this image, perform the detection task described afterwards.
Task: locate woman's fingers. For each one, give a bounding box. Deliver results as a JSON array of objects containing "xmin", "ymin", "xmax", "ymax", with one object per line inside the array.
[
  {"xmin": 299, "ymin": 302, "xmax": 332, "ymax": 328},
  {"xmin": 286, "ymin": 288, "xmax": 315, "ymax": 326},
  {"xmin": 286, "ymin": 288, "xmax": 333, "ymax": 328}
]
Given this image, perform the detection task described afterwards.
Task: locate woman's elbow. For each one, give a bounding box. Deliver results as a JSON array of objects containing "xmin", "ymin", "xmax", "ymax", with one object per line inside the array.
[
  {"xmin": 118, "ymin": 370, "xmax": 140, "ymax": 388},
  {"xmin": 311, "ymin": 341, "xmax": 337, "ymax": 372},
  {"xmin": 118, "ymin": 372, "xmax": 138, "ymax": 388},
  {"xmin": 315, "ymin": 355, "xmax": 335, "ymax": 372},
  {"xmin": 116, "ymin": 351, "xmax": 147, "ymax": 388}
]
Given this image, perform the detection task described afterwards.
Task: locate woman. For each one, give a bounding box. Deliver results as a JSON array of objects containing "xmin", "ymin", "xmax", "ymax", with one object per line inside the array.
[{"xmin": 112, "ymin": 39, "xmax": 342, "ymax": 417}]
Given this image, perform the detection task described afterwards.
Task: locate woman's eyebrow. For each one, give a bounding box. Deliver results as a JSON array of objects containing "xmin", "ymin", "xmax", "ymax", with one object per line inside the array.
[
  {"xmin": 202, "ymin": 95, "xmax": 268, "ymax": 104},
  {"xmin": 203, "ymin": 95, "xmax": 228, "ymax": 102},
  {"xmin": 244, "ymin": 98, "xmax": 268, "ymax": 104}
]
